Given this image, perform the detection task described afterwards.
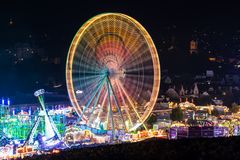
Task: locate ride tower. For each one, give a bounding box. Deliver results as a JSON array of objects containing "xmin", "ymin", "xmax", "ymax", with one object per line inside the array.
[{"xmin": 23, "ymin": 89, "xmax": 61, "ymax": 147}]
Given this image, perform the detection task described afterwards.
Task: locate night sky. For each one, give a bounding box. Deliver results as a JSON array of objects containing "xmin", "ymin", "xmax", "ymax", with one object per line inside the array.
[
  {"xmin": 1, "ymin": 1, "xmax": 240, "ymax": 52},
  {"xmin": 0, "ymin": 1, "xmax": 240, "ymax": 101}
]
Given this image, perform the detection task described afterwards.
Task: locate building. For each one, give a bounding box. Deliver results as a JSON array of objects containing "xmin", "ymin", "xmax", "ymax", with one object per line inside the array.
[{"xmin": 189, "ymin": 40, "xmax": 198, "ymax": 54}]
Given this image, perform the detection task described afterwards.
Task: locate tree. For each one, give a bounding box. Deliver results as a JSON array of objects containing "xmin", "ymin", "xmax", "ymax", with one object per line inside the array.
[
  {"xmin": 147, "ymin": 114, "xmax": 157, "ymax": 127},
  {"xmin": 195, "ymin": 95, "xmax": 211, "ymax": 106},
  {"xmin": 170, "ymin": 107, "xmax": 184, "ymax": 121},
  {"xmin": 231, "ymin": 103, "xmax": 240, "ymax": 113},
  {"xmin": 211, "ymin": 108, "xmax": 220, "ymax": 117}
]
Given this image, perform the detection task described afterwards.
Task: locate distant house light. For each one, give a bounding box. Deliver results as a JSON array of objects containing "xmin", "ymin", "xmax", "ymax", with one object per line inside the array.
[{"xmin": 208, "ymin": 57, "xmax": 216, "ymax": 62}]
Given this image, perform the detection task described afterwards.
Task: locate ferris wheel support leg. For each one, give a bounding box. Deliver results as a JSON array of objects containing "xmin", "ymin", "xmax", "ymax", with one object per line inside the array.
[
  {"xmin": 107, "ymin": 77, "xmax": 127, "ymax": 132},
  {"xmin": 107, "ymin": 79, "xmax": 115, "ymax": 140},
  {"xmin": 116, "ymin": 80, "xmax": 134, "ymax": 129},
  {"xmin": 79, "ymin": 77, "xmax": 105, "ymax": 121},
  {"xmin": 118, "ymin": 82, "xmax": 148, "ymax": 131},
  {"xmin": 88, "ymin": 77, "xmax": 106, "ymax": 125},
  {"xmin": 96, "ymin": 90, "xmax": 108, "ymax": 123}
]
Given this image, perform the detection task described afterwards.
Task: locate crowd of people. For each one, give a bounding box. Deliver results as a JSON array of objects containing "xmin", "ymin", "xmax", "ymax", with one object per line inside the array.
[{"xmin": 21, "ymin": 136, "xmax": 240, "ymax": 160}]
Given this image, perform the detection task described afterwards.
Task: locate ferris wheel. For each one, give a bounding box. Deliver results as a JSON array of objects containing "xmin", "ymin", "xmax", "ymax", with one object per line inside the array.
[{"xmin": 66, "ymin": 13, "xmax": 160, "ymax": 132}]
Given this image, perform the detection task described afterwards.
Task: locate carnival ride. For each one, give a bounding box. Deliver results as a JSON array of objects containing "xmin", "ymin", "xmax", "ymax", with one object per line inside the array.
[
  {"xmin": 66, "ymin": 13, "xmax": 161, "ymax": 137},
  {"xmin": 23, "ymin": 89, "xmax": 62, "ymax": 150}
]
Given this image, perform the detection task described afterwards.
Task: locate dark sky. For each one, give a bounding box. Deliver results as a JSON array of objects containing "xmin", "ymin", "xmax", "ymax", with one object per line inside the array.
[
  {"xmin": 1, "ymin": 1, "xmax": 240, "ymax": 53},
  {"xmin": 0, "ymin": 0, "xmax": 240, "ymax": 100}
]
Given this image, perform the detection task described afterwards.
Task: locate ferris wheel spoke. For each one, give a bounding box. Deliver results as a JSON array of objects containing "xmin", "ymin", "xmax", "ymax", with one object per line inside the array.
[
  {"xmin": 72, "ymin": 74, "xmax": 104, "ymax": 90},
  {"xmin": 73, "ymin": 74, "xmax": 103, "ymax": 83},
  {"xmin": 73, "ymin": 60, "xmax": 100, "ymax": 72},
  {"xmin": 79, "ymin": 76, "xmax": 106, "ymax": 103},
  {"xmin": 72, "ymin": 69, "xmax": 103, "ymax": 75},
  {"xmin": 74, "ymin": 85, "xmax": 98, "ymax": 110},
  {"xmin": 86, "ymin": 26, "xmax": 98, "ymax": 45},
  {"xmin": 79, "ymin": 74, "xmax": 105, "ymax": 83},
  {"xmin": 73, "ymin": 80, "xmax": 99, "ymax": 95},
  {"xmin": 73, "ymin": 65, "xmax": 108, "ymax": 76},
  {"xmin": 76, "ymin": 45, "xmax": 104, "ymax": 70},
  {"xmin": 83, "ymin": 51, "xmax": 104, "ymax": 69},
  {"xmin": 120, "ymin": 55, "xmax": 144, "ymax": 71},
  {"xmin": 119, "ymin": 40, "xmax": 145, "ymax": 65},
  {"xmin": 130, "ymin": 42, "xmax": 144, "ymax": 57},
  {"xmin": 115, "ymin": 80, "xmax": 134, "ymax": 128},
  {"xmin": 122, "ymin": 81, "xmax": 140, "ymax": 102},
  {"xmin": 88, "ymin": 89, "xmax": 107, "ymax": 127},
  {"xmin": 115, "ymin": 36, "xmax": 125, "ymax": 50},
  {"xmin": 87, "ymin": 81, "xmax": 107, "ymax": 127},
  {"xmin": 76, "ymin": 42, "xmax": 94, "ymax": 61},
  {"xmin": 123, "ymin": 55, "xmax": 152, "ymax": 71},
  {"xmin": 75, "ymin": 57, "xmax": 103, "ymax": 72},
  {"xmin": 83, "ymin": 74, "xmax": 105, "ymax": 89},
  {"xmin": 79, "ymin": 61, "xmax": 102, "ymax": 71},
  {"xmin": 122, "ymin": 77, "xmax": 150, "ymax": 99},
  {"xmin": 125, "ymin": 32, "xmax": 142, "ymax": 56},
  {"xmin": 124, "ymin": 26, "xmax": 136, "ymax": 48},
  {"xmin": 121, "ymin": 20, "xmax": 130, "ymax": 42},
  {"xmin": 123, "ymin": 78, "xmax": 153, "ymax": 93},
  {"xmin": 106, "ymin": 78, "xmax": 115, "ymax": 138},
  {"xmin": 99, "ymin": 20, "xmax": 105, "ymax": 35},
  {"xmin": 123, "ymin": 77, "xmax": 143, "ymax": 87},
  {"xmin": 124, "ymin": 74, "xmax": 153, "ymax": 79},
  {"xmin": 96, "ymin": 88, "xmax": 108, "ymax": 123},
  {"xmin": 125, "ymin": 67, "xmax": 144, "ymax": 100},
  {"xmin": 116, "ymin": 31, "xmax": 128, "ymax": 61},
  {"xmin": 120, "ymin": 47, "xmax": 150, "ymax": 69},
  {"xmin": 88, "ymin": 79, "xmax": 106, "ymax": 118},
  {"xmin": 117, "ymin": 81, "xmax": 148, "ymax": 130},
  {"xmin": 122, "ymin": 64, "xmax": 144, "ymax": 100},
  {"xmin": 79, "ymin": 77, "xmax": 106, "ymax": 120},
  {"xmin": 124, "ymin": 65, "xmax": 153, "ymax": 73},
  {"xmin": 107, "ymin": 77, "xmax": 127, "ymax": 131},
  {"xmin": 73, "ymin": 61, "xmax": 101, "ymax": 74}
]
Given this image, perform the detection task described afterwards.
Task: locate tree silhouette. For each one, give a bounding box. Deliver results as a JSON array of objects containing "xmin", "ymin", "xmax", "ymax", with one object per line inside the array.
[
  {"xmin": 211, "ymin": 108, "xmax": 220, "ymax": 117},
  {"xmin": 170, "ymin": 107, "xmax": 184, "ymax": 121}
]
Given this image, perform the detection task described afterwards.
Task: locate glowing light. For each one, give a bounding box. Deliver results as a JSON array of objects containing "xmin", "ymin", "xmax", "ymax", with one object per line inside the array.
[
  {"xmin": 2, "ymin": 98, "xmax": 4, "ymax": 105},
  {"xmin": 7, "ymin": 98, "xmax": 10, "ymax": 106},
  {"xmin": 76, "ymin": 90, "xmax": 83, "ymax": 94},
  {"xmin": 34, "ymin": 89, "xmax": 45, "ymax": 97}
]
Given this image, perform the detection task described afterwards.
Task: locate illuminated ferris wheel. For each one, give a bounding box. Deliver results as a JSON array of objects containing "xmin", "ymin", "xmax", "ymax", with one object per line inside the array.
[{"xmin": 66, "ymin": 13, "xmax": 160, "ymax": 132}]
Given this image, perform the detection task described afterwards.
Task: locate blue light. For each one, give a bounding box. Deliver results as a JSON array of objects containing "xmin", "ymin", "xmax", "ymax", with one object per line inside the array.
[
  {"xmin": 2, "ymin": 98, "xmax": 4, "ymax": 105},
  {"xmin": 29, "ymin": 108, "xmax": 32, "ymax": 115},
  {"xmin": 7, "ymin": 98, "xmax": 10, "ymax": 106}
]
